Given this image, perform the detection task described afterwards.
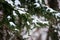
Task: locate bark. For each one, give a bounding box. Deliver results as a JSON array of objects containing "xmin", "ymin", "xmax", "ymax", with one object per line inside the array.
[
  {"xmin": 0, "ymin": 3, "xmax": 24, "ymax": 40},
  {"xmin": 0, "ymin": 24, "xmax": 24, "ymax": 40},
  {"xmin": 49, "ymin": 0, "xmax": 59, "ymax": 10},
  {"xmin": 46, "ymin": 25, "xmax": 59, "ymax": 40}
]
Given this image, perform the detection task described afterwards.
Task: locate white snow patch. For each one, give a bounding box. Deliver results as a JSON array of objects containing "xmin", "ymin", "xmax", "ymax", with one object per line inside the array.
[{"xmin": 9, "ymin": 22, "xmax": 16, "ymax": 26}]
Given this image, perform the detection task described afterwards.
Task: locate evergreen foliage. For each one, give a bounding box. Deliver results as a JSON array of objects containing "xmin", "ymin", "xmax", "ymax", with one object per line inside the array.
[{"xmin": 0, "ymin": 0, "xmax": 60, "ymax": 40}]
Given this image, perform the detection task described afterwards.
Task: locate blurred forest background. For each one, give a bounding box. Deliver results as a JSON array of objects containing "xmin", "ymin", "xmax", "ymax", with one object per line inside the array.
[{"xmin": 0, "ymin": 0, "xmax": 60, "ymax": 40}]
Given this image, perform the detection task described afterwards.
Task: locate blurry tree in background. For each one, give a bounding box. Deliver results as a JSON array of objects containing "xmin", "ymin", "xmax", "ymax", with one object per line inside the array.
[{"xmin": 0, "ymin": 0, "xmax": 60, "ymax": 40}]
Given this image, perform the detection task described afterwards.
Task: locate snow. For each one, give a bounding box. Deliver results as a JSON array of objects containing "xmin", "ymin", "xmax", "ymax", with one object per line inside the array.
[
  {"xmin": 13, "ymin": 11, "xmax": 17, "ymax": 16},
  {"xmin": 9, "ymin": 22, "xmax": 16, "ymax": 26},
  {"xmin": 15, "ymin": 0, "xmax": 21, "ymax": 6},
  {"xmin": 55, "ymin": 12, "xmax": 60, "ymax": 17},
  {"xmin": 5, "ymin": 0, "xmax": 14, "ymax": 6},
  {"xmin": 5, "ymin": 0, "xmax": 60, "ymax": 40},
  {"xmin": 32, "ymin": 15, "xmax": 49, "ymax": 24}
]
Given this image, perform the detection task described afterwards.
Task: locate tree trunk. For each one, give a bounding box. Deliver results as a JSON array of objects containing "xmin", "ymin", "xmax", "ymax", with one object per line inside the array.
[{"xmin": 46, "ymin": 25, "xmax": 59, "ymax": 40}]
